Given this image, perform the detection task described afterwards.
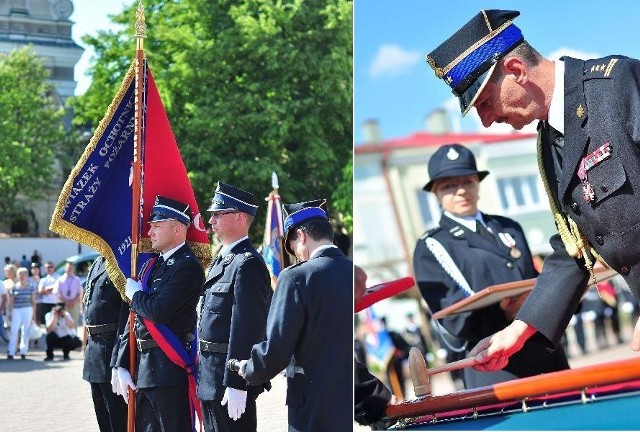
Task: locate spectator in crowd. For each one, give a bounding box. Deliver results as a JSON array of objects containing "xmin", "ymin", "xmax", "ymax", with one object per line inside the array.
[
  {"xmin": 7, "ymin": 267, "xmax": 37, "ymax": 360},
  {"xmin": 53, "ymin": 262, "xmax": 82, "ymax": 324},
  {"xmin": 20, "ymin": 255, "xmax": 30, "ymax": 270},
  {"xmin": 30, "ymin": 263, "xmax": 42, "ymax": 326},
  {"xmin": 37, "ymin": 262, "xmax": 59, "ymax": 327},
  {"xmin": 380, "ymin": 316, "xmax": 412, "ymax": 399},
  {"xmin": 404, "ymin": 313, "xmax": 430, "ymax": 357},
  {"xmin": 44, "ymin": 304, "xmax": 81, "ymax": 360},
  {"xmin": 3, "ymin": 264, "xmax": 16, "ymax": 290},
  {"xmin": 30, "ymin": 250, "xmax": 42, "ymax": 271}
]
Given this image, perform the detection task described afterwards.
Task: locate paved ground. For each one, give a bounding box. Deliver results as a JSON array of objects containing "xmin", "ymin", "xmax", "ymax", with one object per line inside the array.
[{"xmin": 0, "ymin": 329, "xmax": 288, "ymax": 432}]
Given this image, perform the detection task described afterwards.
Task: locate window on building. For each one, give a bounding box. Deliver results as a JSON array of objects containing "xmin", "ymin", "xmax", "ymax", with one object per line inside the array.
[
  {"xmin": 416, "ymin": 188, "xmax": 439, "ymax": 228},
  {"xmin": 497, "ymin": 175, "xmax": 545, "ymax": 212}
]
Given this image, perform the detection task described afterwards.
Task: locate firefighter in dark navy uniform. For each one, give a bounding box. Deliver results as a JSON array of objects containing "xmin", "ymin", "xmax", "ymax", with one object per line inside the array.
[
  {"xmin": 196, "ymin": 181, "xmax": 271, "ymax": 432},
  {"xmin": 112, "ymin": 196, "xmax": 204, "ymax": 432},
  {"xmin": 236, "ymin": 199, "xmax": 353, "ymax": 432},
  {"xmin": 82, "ymin": 255, "xmax": 128, "ymax": 432},
  {"xmin": 427, "ymin": 9, "xmax": 640, "ymax": 371},
  {"xmin": 413, "ymin": 143, "xmax": 569, "ymax": 388}
]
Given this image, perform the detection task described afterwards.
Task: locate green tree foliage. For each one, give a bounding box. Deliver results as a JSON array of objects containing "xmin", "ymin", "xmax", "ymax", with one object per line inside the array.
[
  {"xmin": 70, "ymin": 0, "xmax": 352, "ymax": 242},
  {"xmin": 0, "ymin": 46, "xmax": 66, "ymax": 228}
]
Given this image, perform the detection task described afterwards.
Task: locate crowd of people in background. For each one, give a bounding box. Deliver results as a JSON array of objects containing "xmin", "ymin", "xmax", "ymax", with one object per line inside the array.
[{"xmin": 0, "ymin": 250, "xmax": 83, "ymax": 361}]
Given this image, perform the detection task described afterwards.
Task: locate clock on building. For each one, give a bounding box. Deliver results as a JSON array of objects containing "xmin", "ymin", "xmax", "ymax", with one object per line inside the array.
[{"xmin": 51, "ymin": 0, "xmax": 73, "ymax": 19}]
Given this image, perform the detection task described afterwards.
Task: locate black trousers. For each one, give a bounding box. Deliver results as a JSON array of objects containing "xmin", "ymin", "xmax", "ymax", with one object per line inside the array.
[
  {"xmin": 136, "ymin": 385, "xmax": 192, "ymax": 432},
  {"xmin": 90, "ymin": 382, "xmax": 128, "ymax": 432},
  {"xmin": 201, "ymin": 395, "xmax": 257, "ymax": 432},
  {"xmin": 46, "ymin": 333, "xmax": 81, "ymax": 356}
]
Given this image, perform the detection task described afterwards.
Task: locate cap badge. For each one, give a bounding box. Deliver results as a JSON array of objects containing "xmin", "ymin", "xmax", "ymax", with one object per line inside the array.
[
  {"xmin": 446, "ymin": 148, "xmax": 460, "ymax": 160},
  {"xmin": 214, "ymin": 198, "xmax": 224, "ymax": 205},
  {"xmin": 426, "ymin": 55, "xmax": 444, "ymax": 78}
]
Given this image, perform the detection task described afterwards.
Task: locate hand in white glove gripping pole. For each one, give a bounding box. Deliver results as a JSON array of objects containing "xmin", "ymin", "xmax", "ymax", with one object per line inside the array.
[
  {"xmin": 116, "ymin": 367, "xmax": 137, "ymax": 404},
  {"xmin": 221, "ymin": 387, "xmax": 247, "ymax": 421},
  {"xmin": 125, "ymin": 278, "xmax": 142, "ymax": 300},
  {"xmin": 111, "ymin": 368, "xmax": 121, "ymax": 395}
]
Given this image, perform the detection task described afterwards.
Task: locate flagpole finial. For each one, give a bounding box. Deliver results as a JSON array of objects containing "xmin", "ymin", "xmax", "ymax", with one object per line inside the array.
[
  {"xmin": 271, "ymin": 171, "xmax": 279, "ymax": 190},
  {"xmin": 135, "ymin": 2, "xmax": 147, "ymax": 46}
]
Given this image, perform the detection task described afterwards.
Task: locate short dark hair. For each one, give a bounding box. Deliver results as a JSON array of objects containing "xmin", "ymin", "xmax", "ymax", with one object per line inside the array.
[
  {"xmin": 490, "ymin": 41, "xmax": 543, "ymax": 85},
  {"xmin": 508, "ymin": 41, "xmax": 543, "ymax": 66},
  {"xmin": 287, "ymin": 218, "xmax": 334, "ymax": 244}
]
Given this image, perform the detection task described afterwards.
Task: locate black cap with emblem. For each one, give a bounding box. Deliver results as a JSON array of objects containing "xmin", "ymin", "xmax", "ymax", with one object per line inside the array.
[
  {"xmin": 148, "ymin": 195, "xmax": 192, "ymax": 226},
  {"xmin": 423, "ymin": 144, "xmax": 489, "ymax": 192},
  {"xmin": 207, "ymin": 181, "xmax": 260, "ymax": 216},
  {"xmin": 427, "ymin": 10, "xmax": 523, "ymax": 116}
]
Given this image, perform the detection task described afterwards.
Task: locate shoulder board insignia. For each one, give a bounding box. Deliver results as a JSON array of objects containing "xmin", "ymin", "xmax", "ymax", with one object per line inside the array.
[
  {"xmin": 584, "ymin": 58, "xmax": 619, "ymax": 79},
  {"xmin": 419, "ymin": 226, "xmax": 440, "ymax": 240},
  {"xmin": 449, "ymin": 226, "xmax": 465, "ymax": 237}
]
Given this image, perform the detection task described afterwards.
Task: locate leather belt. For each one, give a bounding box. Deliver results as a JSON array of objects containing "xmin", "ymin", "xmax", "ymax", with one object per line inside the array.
[
  {"xmin": 198, "ymin": 340, "xmax": 229, "ymax": 354},
  {"xmin": 137, "ymin": 333, "xmax": 195, "ymax": 351},
  {"xmin": 86, "ymin": 322, "xmax": 118, "ymax": 336}
]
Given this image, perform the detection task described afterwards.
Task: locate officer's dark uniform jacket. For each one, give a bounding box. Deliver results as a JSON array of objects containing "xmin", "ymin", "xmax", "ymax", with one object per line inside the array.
[
  {"xmin": 115, "ymin": 243, "xmax": 204, "ymax": 388},
  {"xmin": 518, "ymin": 55, "xmax": 640, "ymax": 346},
  {"xmin": 414, "ymin": 213, "xmax": 569, "ymax": 388},
  {"xmin": 244, "ymin": 247, "xmax": 353, "ymax": 432},
  {"xmin": 83, "ymin": 256, "xmax": 129, "ymax": 383},
  {"xmin": 196, "ymin": 238, "xmax": 271, "ymax": 401}
]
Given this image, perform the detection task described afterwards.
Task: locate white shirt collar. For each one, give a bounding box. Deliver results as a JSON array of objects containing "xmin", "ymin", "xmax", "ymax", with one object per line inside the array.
[
  {"xmin": 547, "ymin": 60, "xmax": 565, "ymax": 134},
  {"xmin": 220, "ymin": 236, "xmax": 249, "ymax": 257},
  {"xmin": 162, "ymin": 242, "xmax": 185, "ymax": 261},
  {"xmin": 444, "ymin": 211, "xmax": 484, "ymax": 232},
  {"xmin": 310, "ymin": 244, "xmax": 338, "ymax": 259}
]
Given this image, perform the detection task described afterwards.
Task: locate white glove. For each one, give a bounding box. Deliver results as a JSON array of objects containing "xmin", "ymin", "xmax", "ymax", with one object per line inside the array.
[
  {"xmin": 125, "ymin": 278, "xmax": 142, "ymax": 300},
  {"xmin": 111, "ymin": 368, "xmax": 120, "ymax": 395},
  {"xmin": 221, "ymin": 387, "xmax": 247, "ymax": 421},
  {"xmin": 116, "ymin": 367, "xmax": 137, "ymax": 404}
]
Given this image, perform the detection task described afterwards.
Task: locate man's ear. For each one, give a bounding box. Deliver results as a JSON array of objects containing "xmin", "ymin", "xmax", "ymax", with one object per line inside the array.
[{"xmin": 502, "ymin": 56, "xmax": 528, "ymax": 84}]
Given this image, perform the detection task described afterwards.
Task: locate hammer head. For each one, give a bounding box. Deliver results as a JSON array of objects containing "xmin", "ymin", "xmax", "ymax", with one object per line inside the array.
[{"xmin": 409, "ymin": 347, "xmax": 431, "ymax": 397}]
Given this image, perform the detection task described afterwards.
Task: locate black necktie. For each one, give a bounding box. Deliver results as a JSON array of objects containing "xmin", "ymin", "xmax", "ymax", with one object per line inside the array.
[
  {"xmin": 476, "ymin": 221, "xmax": 495, "ymax": 243},
  {"xmin": 154, "ymin": 256, "xmax": 164, "ymax": 271}
]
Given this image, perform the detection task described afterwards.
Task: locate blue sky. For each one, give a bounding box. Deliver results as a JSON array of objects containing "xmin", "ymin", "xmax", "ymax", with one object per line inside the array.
[
  {"xmin": 70, "ymin": 0, "xmax": 133, "ymax": 95},
  {"xmin": 354, "ymin": 1, "xmax": 640, "ymax": 143}
]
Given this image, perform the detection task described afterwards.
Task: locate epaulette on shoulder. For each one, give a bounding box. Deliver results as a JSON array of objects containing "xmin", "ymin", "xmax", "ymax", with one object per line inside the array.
[
  {"xmin": 419, "ymin": 226, "xmax": 441, "ymax": 240},
  {"xmin": 583, "ymin": 57, "xmax": 621, "ymax": 80}
]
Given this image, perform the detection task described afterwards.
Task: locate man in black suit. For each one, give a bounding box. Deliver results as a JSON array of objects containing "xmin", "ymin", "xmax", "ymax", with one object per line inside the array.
[
  {"xmin": 113, "ymin": 196, "xmax": 204, "ymax": 432},
  {"xmin": 427, "ymin": 10, "xmax": 640, "ymax": 370},
  {"xmin": 413, "ymin": 144, "xmax": 569, "ymax": 388},
  {"xmin": 236, "ymin": 200, "xmax": 353, "ymax": 432},
  {"xmin": 82, "ymin": 255, "xmax": 128, "ymax": 432},
  {"xmin": 197, "ymin": 182, "xmax": 271, "ymax": 432}
]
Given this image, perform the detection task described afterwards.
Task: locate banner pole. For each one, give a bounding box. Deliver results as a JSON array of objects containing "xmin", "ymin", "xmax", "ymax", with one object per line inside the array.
[{"xmin": 128, "ymin": 3, "xmax": 147, "ymax": 431}]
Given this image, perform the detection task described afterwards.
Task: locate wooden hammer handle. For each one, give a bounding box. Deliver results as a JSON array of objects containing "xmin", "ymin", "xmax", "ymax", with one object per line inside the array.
[{"xmin": 429, "ymin": 357, "xmax": 478, "ymax": 375}]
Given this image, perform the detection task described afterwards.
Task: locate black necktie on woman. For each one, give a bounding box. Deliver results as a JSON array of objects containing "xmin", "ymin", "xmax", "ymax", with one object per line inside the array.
[{"xmin": 476, "ymin": 221, "xmax": 496, "ymax": 243}]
